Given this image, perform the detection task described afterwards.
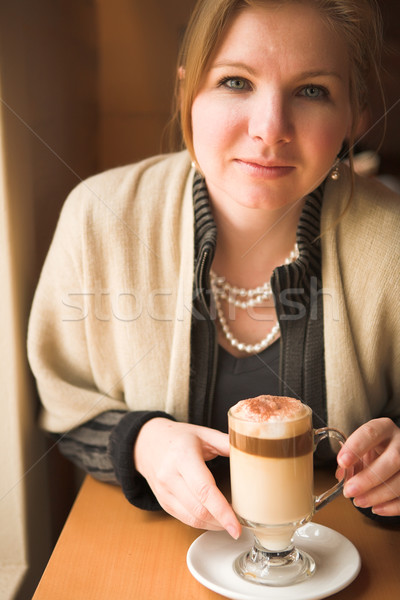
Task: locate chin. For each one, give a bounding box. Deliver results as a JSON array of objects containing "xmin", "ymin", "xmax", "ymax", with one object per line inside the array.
[{"xmin": 232, "ymin": 187, "xmax": 299, "ymax": 212}]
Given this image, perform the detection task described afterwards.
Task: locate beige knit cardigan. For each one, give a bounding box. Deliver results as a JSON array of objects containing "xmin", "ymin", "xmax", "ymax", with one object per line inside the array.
[{"xmin": 27, "ymin": 151, "xmax": 400, "ymax": 436}]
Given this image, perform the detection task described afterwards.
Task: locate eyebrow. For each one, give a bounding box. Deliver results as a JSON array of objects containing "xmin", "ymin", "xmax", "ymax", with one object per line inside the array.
[
  {"xmin": 211, "ymin": 61, "xmax": 257, "ymax": 75},
  {"xmin": 298, "ymin": 70, "xmax": 343, "ymax": 81},
  {"xmin": 211, "ymin": 62, "xmax": 343, "ymax": 81}
]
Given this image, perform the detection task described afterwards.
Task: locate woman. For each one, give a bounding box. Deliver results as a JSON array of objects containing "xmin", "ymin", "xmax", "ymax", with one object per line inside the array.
[{"xmin": 28, "ymin": 0, "xmax": 400, "ymax": 539}]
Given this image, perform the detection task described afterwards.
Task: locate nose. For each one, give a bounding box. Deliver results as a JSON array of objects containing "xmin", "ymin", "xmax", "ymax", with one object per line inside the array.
[{"xmin": 248, "ymin": 92, "xmax": 293, "ymax": 146}]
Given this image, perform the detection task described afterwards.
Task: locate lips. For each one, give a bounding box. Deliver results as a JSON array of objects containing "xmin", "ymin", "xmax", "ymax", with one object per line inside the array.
[
  {"xmin": 237, "ymin": 158, "xmax": 294, "ymax": 169},
  {"xmin": 234, "ymin": 158, "xmax": 295, "ymax": 178}
]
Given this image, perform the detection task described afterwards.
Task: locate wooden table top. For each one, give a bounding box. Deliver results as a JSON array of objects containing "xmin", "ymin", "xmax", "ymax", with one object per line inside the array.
[{"xmin": 33, "ymin": 469, "xmax": 400, "ymax": 599}]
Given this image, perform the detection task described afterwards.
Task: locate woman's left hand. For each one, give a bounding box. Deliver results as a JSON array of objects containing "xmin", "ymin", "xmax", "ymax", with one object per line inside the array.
[{"xmin": 336, "ymin": 418, "xmax": 400, "ymax": 516}]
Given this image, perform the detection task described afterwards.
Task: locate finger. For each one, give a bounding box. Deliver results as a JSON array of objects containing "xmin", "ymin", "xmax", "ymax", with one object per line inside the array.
[
  {"xmin": 157, "ymin": 478, "xmax": 224, "ymax": 531},
  {"xmin": 337, "ymin": 418, "xmax": 394, "ymax": 469},
  {"xmin": 371, "ymin": 495, "xmax": 400, "ymax": 517},
  {"xmin": 351, "ymin": 470, "xmax": 400, "ymax": 508},
  {"xmin": 335, "ymin": 466, "xmax": 345, "ymax": 481},
  {"xmin": 193, "ymin": 426, "xmax": 230, "ymax": 460},
  {"xmin": 343, "ymin": 441, "xmax": 400, "ymax": 499},
  {"xmin": 148, "ymin": 462, "xmax": 224, "ymax": 530},
  {"xmin": 335, "ymin": 463, "xmax": 356, "ymax": 482},
  {"xmin": 179, "ymin": 441, "xmax": 241, "ymax": 538},
  {"xmin": 344, "ymin": 459, "xmax": 398, "ymax": 499}
]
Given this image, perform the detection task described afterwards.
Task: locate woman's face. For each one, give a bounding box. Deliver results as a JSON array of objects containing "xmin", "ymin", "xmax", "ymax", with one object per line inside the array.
[{"xmin": 191, "ymin": 2, "xmax": 353, "ymax": 213}]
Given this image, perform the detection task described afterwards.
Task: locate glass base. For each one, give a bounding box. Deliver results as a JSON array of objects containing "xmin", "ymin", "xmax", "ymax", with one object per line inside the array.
[{"xmin": 233, "ymin": 544, "xmax": 316, "ymax": 587}]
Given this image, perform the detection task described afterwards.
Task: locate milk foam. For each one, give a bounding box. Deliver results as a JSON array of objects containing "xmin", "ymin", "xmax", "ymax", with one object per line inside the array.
[
  {"xmin": 231, "ymin": 395, "xmax": 307, "ymax": 422},
  {"xmin": 230, "ymin": 395, "xmax": 310, "ymax": 439}
]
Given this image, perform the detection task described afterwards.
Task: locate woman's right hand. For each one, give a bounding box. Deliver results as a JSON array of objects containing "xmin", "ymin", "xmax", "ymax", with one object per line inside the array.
[{"xmin": 133, "ymin": 417, "xmax": 241, "ymax": 538}]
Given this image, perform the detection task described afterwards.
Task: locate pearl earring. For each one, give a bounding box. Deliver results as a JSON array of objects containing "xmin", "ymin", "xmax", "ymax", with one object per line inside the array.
[{"xmin": 330, "ymin": 160, "xmax": 340, "ymax": 181}]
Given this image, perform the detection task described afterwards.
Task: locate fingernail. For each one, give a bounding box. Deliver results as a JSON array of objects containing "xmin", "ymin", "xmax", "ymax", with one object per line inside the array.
[
  {"xmin": 335, "ymin": 467, "xmax": 344, "ymax": 480},
  {"xmin": 352, "ymin": 498, "xmax": 364, "ymax": 508},
  {"xmin": 338, "ymin": 452, "xmax": 351, "ymax": 468},
  {"xmin": 227, "ymin": 524, "xmax": 240, "ymax": 540},
  {"xmin": 371, "ymin": 505, "xmax": 386, "ymax": 516}
]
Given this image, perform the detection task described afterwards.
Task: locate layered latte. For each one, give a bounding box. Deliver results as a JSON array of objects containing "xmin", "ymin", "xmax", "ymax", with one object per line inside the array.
[{"xmin": 229, "ymin": 395, "xmax": 314, "ymax": 550}]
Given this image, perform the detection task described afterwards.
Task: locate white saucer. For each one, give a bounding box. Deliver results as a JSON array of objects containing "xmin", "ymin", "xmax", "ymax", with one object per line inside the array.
[{"xmin": 187, "ymin": 523, "xmax": 361, "ymax": 600}]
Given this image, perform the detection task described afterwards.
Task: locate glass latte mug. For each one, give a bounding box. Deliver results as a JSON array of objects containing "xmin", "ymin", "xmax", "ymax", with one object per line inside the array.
[{"xmin": 228, "ymin": 396, "xmax": 347, "ymax": 587}]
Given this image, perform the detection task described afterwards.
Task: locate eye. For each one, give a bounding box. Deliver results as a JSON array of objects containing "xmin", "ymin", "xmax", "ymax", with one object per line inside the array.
[
  {"xmin": 219, "ymin": 76, "xmax": 250, "ymax": 91},
  {"xmin": 299, "ymin": 85, "xmax": 328, "ymax": 99}
]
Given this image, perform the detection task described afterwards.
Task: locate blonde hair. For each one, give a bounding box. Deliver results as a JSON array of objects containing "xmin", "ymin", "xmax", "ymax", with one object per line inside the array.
[{"xmin": 171, "ymin": 0, "xmax": 384, "ymax": 173}]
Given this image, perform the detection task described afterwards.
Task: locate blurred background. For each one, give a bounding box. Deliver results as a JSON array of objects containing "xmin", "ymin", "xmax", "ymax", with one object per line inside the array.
[{"xmin": 0, "ymin": 1, "xmax": 398, "ymax": 598}]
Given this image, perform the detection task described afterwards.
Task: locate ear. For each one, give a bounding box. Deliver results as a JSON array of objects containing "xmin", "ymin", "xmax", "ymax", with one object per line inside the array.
[{"xmin": 178, "ymin": 66, "xmax": 185, "ymax": 80}]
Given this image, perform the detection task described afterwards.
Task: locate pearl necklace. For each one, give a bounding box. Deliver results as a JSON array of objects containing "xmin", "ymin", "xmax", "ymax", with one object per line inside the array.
[{"xmin": 210, "ymin": 243, "xmax": 299, "ymax": 354}]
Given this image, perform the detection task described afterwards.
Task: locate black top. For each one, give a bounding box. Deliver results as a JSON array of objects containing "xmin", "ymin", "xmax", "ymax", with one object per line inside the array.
[{"xmin": 210, "ymin": 341, "xmax": 280, "ymax": 433}]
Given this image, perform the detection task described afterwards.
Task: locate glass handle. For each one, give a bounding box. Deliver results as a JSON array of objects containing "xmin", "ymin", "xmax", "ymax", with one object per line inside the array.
[{"xmin": 314, "ymin": 427, "xmax": 347, "ymax": 512}]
